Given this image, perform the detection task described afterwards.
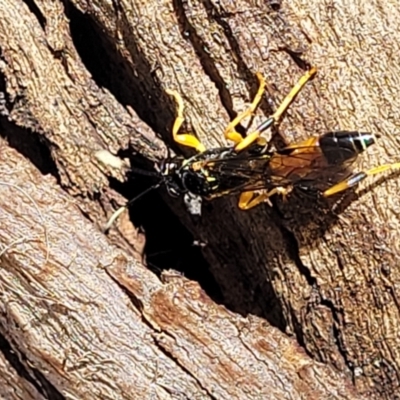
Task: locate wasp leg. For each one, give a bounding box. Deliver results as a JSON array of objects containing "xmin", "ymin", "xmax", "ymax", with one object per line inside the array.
[
  {"xmin": 235, "ymin": 67, "xmax": 317, "ymax": 152},
  {"xmin": 238, "ymin": 187, "xmax": 290, "ymax": 210},
  {"xmin": 166, "ymin": 89, "xmax": 206, "ymax": 153},
  {"xmin": 224, "ymin": 72, "xmax": 267, "ymax": 145},
  {"xmin": 323, "ymin": 163, "xmax": 400, "ymax": 197}
]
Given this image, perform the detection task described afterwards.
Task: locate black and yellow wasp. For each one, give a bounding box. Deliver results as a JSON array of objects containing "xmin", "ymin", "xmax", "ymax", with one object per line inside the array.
[
  {"xmin": 105, "ymin": 67, "xmax": 400, "ymax": 228},
  {"xmin": 158, "ymin": 67, "xmax": 399, "ymax": 212}
]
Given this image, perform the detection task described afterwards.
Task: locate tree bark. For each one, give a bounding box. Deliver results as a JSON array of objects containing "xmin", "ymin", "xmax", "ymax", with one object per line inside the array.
[
  {"xmin": 0, "ymin": 0, "xmax": 399, "ymax": 399},
  {"xmin": 0, "ymin": 142, "xmax": 362, "ymax": 399}
]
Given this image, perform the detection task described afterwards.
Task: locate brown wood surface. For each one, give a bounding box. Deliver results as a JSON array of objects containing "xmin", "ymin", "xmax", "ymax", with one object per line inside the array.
[
  {"xmin": 0, "ymin": 0, "xmax": 399, "ymax": 399},
  {"xmin": 0, "ymin": 143, "xmax": 361, "ymax": 399}
]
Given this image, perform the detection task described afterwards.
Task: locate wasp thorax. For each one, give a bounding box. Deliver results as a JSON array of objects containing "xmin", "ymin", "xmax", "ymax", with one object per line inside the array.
[{"xmin": 179, "ymin": 168, "xmax": 216, "ymax": 197}]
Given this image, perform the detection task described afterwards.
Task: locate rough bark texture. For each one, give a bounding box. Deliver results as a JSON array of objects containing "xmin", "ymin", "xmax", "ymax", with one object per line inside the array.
[
  {"xmin": 0, "ymin": 0, "xmax": 399, "ymax": 399},
  {"xmin": 0, "ymin": 143, "xmax": 361, "ymax": 399}
]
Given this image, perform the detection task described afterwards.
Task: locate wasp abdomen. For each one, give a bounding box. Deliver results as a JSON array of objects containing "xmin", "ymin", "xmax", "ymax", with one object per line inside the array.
[{"xmin": 319, "ymin": 131, "xmax": 375, "ymax": 165}]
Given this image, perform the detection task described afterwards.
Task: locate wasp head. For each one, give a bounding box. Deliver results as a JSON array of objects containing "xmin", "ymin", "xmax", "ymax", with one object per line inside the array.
[{"xmin": 157, "ymin": 158, "xmax": 186, "ymax": 197}]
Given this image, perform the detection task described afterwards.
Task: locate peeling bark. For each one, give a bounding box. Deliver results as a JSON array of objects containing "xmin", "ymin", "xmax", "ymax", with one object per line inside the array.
[
  {"xmin": 0, "ymin": 143, "xmax": 361, "ymax": 398},
  {"xmin": 0, "ymin": 0, "xmax": 399, "ymax": 398}
]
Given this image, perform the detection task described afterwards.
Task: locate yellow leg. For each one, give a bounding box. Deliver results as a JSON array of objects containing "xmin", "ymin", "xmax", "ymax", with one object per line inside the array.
[
  {"xmin": 224, "ymin": 72, "xmax": 267, "ymax": 146},
  {"xmin": 238, "ymin": 187, "xmax": 291, "ymax": 210},
  {"xmin": 323, "ymin": 163, "xmax": 400, "ymax": 197},
  {"xmin": 269, "ymin": 67, "xmax": 317, "ymax": 124},
  {"xmin": 166, "ymin": 89, "xmax": 206, "ymax": 153},
  {"xmin": 235, "ymin": 67, "xmax": 317, "ymax": 152}
]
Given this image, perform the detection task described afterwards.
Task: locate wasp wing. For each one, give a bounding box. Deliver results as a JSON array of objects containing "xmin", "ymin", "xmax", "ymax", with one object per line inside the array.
[{"xmin": 199, "ymin": 143, "xmax": 358, "ymax": 196}]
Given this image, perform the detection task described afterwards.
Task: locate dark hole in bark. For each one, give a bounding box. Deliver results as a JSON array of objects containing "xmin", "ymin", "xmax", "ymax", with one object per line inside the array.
[
  {"xmin": 109, "ymin": 169, "xmax": 223, "ymax": 302},
  {"xmin": 66, "ymin": 6, "xmax": 223, "ymax": 300}
]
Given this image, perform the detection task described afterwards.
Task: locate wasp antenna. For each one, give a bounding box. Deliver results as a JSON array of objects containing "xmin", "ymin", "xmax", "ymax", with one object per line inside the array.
[
  {"xmin": 129, "ymin": 165, "xmax": 160, "ymax": 178},
  {"xmin": 103, "ymin": 182, "xmax": 162, "ymax": 232},
  {"xmin": 124, "ymin": 182, "xmax": 162, "ymax": 207}
]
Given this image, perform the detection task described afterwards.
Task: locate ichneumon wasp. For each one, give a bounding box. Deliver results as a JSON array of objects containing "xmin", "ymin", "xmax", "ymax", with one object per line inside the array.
[{"xmin": 105, "ymin": 67, "xmax": 400, "ymax": 229}]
